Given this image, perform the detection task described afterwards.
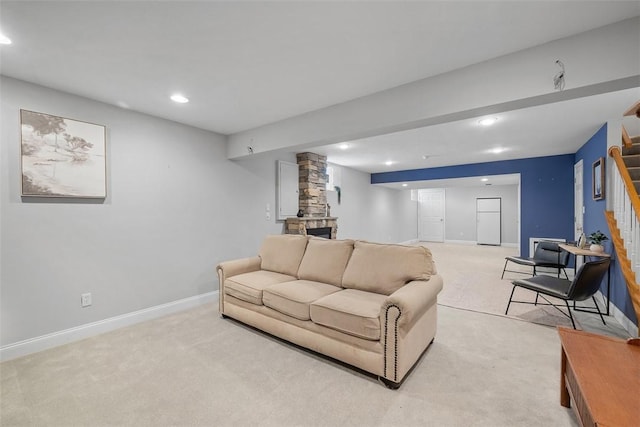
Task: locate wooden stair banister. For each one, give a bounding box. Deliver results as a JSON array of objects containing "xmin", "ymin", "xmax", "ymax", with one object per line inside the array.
[
  {"xmin": 623, "ymin": 101, "xmax": 640, "ymax": 117},
  {"xmin": 605, "ymin": 211, "xmax": 640, "ymax": 336},
  {"xmin": 608, "ymin": 141, "xmax": 640, "ymax": 335}
]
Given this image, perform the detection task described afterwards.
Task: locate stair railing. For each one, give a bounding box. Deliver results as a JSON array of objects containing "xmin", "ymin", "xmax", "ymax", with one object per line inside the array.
[
  {"xmin": 608, "ymin": 145, "xmax": 640, "ymax": 332},
  {"xmin": 609, "ymin": 146, "xmax": 640, "ymax": 269}
]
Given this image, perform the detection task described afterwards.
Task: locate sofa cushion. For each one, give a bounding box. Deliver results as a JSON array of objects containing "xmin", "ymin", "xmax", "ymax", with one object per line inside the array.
[
  {"xmin": 263, "ymin": 280, "xmax": 342, "ymax": 321},
  {"xmin": 259, "ymin": 234, "xmax": 308, "ymax": 277},
  {"xmin": 297, "ymin": 238, "xmax": 354, "ymax": 287},
  {"xmin": 310, "ymin": 289, "xmax": 387, "ymax": 340},
  {"xmin": 341, "ymin": 241, "xmax": 433, "ymax": 295},
  {"xmin": 225, "ymin": 270, "xmax": 297, "ymax": 305}
]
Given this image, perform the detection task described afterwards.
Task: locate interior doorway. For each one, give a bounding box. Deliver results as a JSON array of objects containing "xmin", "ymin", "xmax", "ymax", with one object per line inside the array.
[{"xmin": 418, "ymin": 188, "xmax": 445, "ymax": 242}]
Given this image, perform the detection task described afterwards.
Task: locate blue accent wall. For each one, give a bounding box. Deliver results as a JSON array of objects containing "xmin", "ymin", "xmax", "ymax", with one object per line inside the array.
[
  {"xmin": 371, "ymin": 154, "xmax": 575, "ymax": 257},
  {"xmin": 575, "ymin": 124, "xmax": 637, "ymax": 325},
  {"xmin": 575, "ymin": 124, "xmax": 608, "ymax": 250}
]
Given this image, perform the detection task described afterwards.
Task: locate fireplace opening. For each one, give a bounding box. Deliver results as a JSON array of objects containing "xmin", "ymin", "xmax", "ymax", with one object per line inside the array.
[{"xmin": 306, "ymin": 227, "xmax": 332, "ymax": 239}]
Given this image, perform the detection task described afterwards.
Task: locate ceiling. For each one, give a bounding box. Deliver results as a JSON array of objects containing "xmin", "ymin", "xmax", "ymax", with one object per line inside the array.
[
  {"xmin": 314, "ymin": 88, "xmax": 640, "ymax": 174},
  {"xmin": 1, "ymin": 1, "xmax": 639, "ymax": 177}
]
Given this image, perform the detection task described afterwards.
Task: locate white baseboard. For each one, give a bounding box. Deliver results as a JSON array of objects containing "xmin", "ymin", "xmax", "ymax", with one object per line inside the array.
[
  {"xmin": 399, "ymin": 239, "xmax": 419, "ymax": 245},
  {"xmin": 441, "ymin": 240, "xmax": 517, "ymax": 248},
  {"xmin": 443, "ymin": 239, "xmax": 477, "ymax": 245},
  {"xmin": 0, "ymin": 291, "xmax": 218, "ymax": 362},
  {"xmin": 598, "ymin": 291, "xmax": 638, "ymax": 337}
]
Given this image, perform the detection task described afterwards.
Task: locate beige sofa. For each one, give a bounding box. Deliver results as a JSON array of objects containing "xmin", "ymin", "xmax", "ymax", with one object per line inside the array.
[{"xmin": 217, "ymin": 234, "xmax": 443, "ymax": 388}]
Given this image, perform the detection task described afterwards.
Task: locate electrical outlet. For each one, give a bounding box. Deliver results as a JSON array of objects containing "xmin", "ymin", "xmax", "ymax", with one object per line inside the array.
[
  {"xmin": 81, "ymin": 293, "xmax": 92, "ymax": 307},
  {"xmin": 266, "ymin": 212, "xmax": 271, "ymax": 220}
]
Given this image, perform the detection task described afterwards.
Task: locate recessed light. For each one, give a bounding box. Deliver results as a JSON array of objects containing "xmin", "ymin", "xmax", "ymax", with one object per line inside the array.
[
  {"xmin": 170, "ymin": 94, "xmax": 189, "ymax": 103},
  {"xmin": 338, "ymin": 143, "xmax": 349, "ymax": 150},
  {"xmin": 0, "ymin": 33, "xmax": 12, "ymax": 45},
  {"xmin": 385, "ymin": 160, "xmax": 393, "ymax": 166},
  {"xmin": 478, "ymin": 117, "xmax": 498, "ymax": 126},
  {"xmin": 489, "ymin": 147, "xmax": 505, "ymax": 154},
  {"xmin": 402, "ymin": 183, "xmax": 408, "ymax": 187},
  {"xmin": 481, "ymin": 178, "xmax": 489, "ymax": 182}
]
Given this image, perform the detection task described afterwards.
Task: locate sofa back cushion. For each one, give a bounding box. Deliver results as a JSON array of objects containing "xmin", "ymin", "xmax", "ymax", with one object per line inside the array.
[
  {"xmin": 341, "ymin": 241, "xmax": 433, "ymax": 295},
  {"xmin": 297, "ymin": 238, "xmax": 354, "ymax": 286},
  {"xmin": 259, "ymin": 234, "xmax": 308, "ymax": 277}
]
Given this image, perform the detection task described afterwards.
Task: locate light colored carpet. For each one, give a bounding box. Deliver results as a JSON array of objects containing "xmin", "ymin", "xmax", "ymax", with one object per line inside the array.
[
  {"xmin": 422, "ymin": 242, "xmax": 630, "ymax": 336},
  {"xmin": 2, "ymin": 302, "xmax": 579, "ymax": 427},
  {"xmin": 2, "ymin": 242, "xmax": 629, "ymax": 426}
]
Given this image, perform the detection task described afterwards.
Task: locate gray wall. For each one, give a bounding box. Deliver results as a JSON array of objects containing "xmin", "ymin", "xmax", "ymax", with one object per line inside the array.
[
  {"xmin": 0, "ymin": 77, "xmax": 415, "ymax": 346},
  {"xmin": 443, "ymin": 185, "xmax": 519, "ymax": 245},
  {"xmin": 326, "ymin": 164, "xmax": 417, "ymax": 243}
]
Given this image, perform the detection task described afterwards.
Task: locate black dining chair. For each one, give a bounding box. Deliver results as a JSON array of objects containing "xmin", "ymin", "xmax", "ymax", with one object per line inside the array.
[
  {"xmin": 501, "ymin": 241, "xmax": 570, "ymax": 279},
  {"xmin": 505, "ymin": 258, "xmax": 610, "ymax": 329}
]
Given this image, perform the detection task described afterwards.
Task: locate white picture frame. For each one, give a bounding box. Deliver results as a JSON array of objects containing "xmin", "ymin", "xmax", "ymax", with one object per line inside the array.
[{"xmin": 20, "ymin": 109, "xmax": 106, "ymax": 198}]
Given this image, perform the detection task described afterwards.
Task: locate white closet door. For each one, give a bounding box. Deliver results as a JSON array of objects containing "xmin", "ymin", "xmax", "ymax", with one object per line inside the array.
[{"xmin": 418, "ymin": 189, "xmax": 445, "ymax": 242}]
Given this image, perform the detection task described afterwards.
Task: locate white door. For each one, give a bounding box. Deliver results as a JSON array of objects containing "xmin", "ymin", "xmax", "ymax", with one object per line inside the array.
[
  {"xmin": 277, "ymin": 161, "xmax": 299, "ymax": 220},
  {"xmin": 574, "ymin": 160, "xmax": 584, "ymax": 271},
  {"xmin": 477, "ymin": 198, "xmax": 501, "ymax": 245},
  {"xmin": 418, "ymin": 189, "xmax": 445, "ymax": 242}
]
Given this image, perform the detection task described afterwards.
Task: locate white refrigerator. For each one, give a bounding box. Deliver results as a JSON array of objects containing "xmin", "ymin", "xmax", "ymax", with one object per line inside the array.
[{"xmin": 476, "ymin": 198, "xmax": 501, "ymax": 246}]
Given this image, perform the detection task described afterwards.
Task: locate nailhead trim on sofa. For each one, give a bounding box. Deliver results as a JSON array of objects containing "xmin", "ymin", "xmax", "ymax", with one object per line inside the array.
[{"xmin": 383, "ymin": 304, "xmax": 401, "ymax": 382}]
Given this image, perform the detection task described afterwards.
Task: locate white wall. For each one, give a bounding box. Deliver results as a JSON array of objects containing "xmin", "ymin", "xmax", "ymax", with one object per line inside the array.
[
  {"xmin": 326, "ymin": 164, "xmax": 417, "ymax": 243},
  {"xmin": 444, "ymin": 185, "xmax": 519, "ymax": 245},
  {"xmin": 0, "ymin": 78, "xmax": 415, "ymax": 349}
]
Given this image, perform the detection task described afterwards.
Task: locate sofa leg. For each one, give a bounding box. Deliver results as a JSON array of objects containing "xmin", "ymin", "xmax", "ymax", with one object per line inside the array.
[
  {"xmin": 221, "ymin": 313, "xmax": 228, "ymax": 319},
  {"xmin": 378, "ymin": 377, "xmax": 401, "ymax": 390}
]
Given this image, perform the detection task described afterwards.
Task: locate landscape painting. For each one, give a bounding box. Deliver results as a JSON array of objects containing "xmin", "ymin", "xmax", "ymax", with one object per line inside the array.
[{"xmin": 21, "ymin": 110, "xmax": 106, "ymax": 198}]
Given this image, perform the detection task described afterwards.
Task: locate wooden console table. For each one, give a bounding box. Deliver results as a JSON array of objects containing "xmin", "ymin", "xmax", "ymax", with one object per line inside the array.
[{"xmin": 558, "ymin": 327, "xmax": 639, "ymax": 427}]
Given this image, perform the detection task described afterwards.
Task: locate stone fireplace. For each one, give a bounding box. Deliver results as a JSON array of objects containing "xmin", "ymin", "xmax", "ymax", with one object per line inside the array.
[{"xmin": 285, "ymin": 152, "xmax": 338, "ymax": 239}]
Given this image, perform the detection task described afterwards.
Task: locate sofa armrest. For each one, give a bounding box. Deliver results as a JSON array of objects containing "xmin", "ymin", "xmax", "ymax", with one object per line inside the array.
[
  {"xmin": 380, "ymin": 274, "xmax": 443, "ymax": 384},
  {"xmin": 217, "ymin": 256, "xmax": 262, "ymax": 279},
  {"xmin": 217, "ymin": 256, "xmax": 261, "ymax": 314},
  {"xmin": 381, "ymin": 274, "xmax": 443, "ymax": 329}
]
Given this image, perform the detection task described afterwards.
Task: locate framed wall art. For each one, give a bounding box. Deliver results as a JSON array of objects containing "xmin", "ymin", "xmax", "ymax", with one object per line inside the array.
[
  {"xmin": 592, "ymin": 157, "xmax": 604, "ymax": 201},
  {"xmin": 20, "ymin": 109, "xmax": 106, "ymax": 198}
]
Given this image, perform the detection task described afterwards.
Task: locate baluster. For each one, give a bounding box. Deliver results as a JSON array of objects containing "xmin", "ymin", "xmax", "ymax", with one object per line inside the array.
[
  {"xmin": 631, "ymin": 214, "xmax": 637, "ymax": 269},
  {"xmin": 628, "ymin": 195, "xmax": 633, "ymax": 247},
  {"xmin": 623, "ymin": 192, "xmax": 630, "ymax": 245},
  {"xmin": 635, "ymin": 216, "xmax": 640, "ymax": 272},
  {"xmin": 615, "ymin": 169, "xmax": 623, "ymax": 221}
]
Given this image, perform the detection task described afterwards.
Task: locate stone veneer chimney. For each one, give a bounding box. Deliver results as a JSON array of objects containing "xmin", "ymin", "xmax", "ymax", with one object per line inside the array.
[
  {"xmin": 284, "ymin": 152, "xmax": 338, "ymax": 238},
  {"xmin": 297, "ymin": 152, "xmax": 328, "ymax": 217}
]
